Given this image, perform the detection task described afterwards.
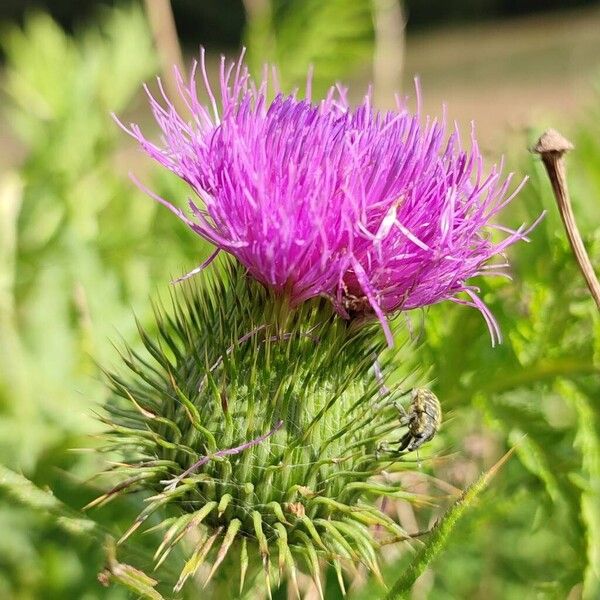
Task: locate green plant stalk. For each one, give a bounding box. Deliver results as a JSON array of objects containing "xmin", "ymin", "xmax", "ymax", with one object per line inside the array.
[
  {"xmin": 383, "ymin": 448, "xmax": 516, "ymax": 600},
  {"xmin": 444, "ymin": 358, "xmax": 598, "ymax": 405}
]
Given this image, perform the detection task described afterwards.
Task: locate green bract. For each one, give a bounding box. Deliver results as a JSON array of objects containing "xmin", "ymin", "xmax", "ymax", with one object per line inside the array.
[{"xmin": 93, "ymin": 261, "xmax": 426, "ymax": 597}]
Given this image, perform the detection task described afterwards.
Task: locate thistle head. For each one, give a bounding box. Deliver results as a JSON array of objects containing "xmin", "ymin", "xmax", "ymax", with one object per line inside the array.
[
  {"xmin": 93, "ymin": 262, "xmax": 429, "ymax": 596},
  {"xmin": 118, "ymin": 48, "xmax": 539, "ymax": 347}
]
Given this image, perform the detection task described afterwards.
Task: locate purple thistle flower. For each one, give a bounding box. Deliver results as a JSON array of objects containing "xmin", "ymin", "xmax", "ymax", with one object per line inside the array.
[{"xmin": 118, "ymin": 48, "xmax": 540, "ymax": 346}]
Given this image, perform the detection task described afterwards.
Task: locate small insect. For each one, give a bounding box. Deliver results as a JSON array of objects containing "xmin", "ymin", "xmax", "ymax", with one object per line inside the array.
[{"xmin": 392, "ymin": 388, "xmax": 442, "ymax": 454}]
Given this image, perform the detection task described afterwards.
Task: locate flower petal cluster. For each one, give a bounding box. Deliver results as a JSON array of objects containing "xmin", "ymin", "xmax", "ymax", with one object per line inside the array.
[{"xmin": 119, "ymin": 49, "xmax": 538, "ymax": 345}]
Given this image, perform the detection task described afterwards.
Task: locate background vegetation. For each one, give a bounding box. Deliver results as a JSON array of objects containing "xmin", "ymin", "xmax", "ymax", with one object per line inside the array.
[
  {"xmin": 2, "ymin": 0, "xmax": 599, "ymax": 44},
  {"xmin": 0, "ymin": 1, "xmax": 599, "ymax": 598}
]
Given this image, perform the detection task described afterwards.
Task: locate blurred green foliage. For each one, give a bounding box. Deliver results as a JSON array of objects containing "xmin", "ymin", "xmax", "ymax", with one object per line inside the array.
[
  {"xmin": 0, "ymin": 5, "xmax": 202, "ymax": 597},
  {"xmin": 243, "ymin": 0, "xmax": 374, "ymax": 96},
  {"xmin": 0, "ymin": 2, "xmax": 599, "ymax": 599}
]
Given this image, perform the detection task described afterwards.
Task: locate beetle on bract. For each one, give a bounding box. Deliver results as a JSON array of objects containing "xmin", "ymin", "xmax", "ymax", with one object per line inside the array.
[
  {"xmin": 379, "ymin": 388, "xmax": 442, "ymax": 456},
  {"xmin": 397, "ymin": 388, "xmax": 442, "ymax": 452}
]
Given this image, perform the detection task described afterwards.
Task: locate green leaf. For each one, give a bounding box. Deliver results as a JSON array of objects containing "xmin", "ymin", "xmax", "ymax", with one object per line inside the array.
[
  {"xmin": 0, "ymin": 464, "xmax": 97, "ymax": 536},
  {"xmin": 560, "ymin": 381, "xmax": 600, "ymax": 599}
]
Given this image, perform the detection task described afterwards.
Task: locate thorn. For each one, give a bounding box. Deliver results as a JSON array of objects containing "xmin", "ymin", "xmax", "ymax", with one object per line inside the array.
[{"xmin": 118, "ymin": 516, "xmax": 145, "ymax": 544}]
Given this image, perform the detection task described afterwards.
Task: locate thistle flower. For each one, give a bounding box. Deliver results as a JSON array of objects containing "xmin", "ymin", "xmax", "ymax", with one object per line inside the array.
[
  {"xmin": 119, "ymin": 49, "xmax": 538, "ymax": 346},
  {"xmin": 336, "ymin": 121, "xmax": 539, "ymax": 346},
  {"xmin": 93, "ymin": 262, "xmax": 426, "ymax": 597}
]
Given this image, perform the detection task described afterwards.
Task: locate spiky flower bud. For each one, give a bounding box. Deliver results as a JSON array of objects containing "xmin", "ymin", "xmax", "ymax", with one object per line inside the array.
[{"xmin": 93, "ymin": 263, "xmax": 428, "ymax": 597}]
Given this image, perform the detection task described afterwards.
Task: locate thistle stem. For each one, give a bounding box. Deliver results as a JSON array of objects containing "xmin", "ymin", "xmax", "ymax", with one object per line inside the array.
[
  {"xmin": 533, "ymin": 129, "xmax": 600, "ymax": 311},
  {"xmin": 384, "ymin": 448, "xmax": 516, "ymax": 600}
]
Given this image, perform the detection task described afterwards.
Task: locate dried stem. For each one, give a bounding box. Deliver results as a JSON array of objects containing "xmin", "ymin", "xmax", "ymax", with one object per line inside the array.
[
  {"xmin": 533, "ymin": 129, "xmax": 600, "ymax": 311},
  {"xmin": 143, "ymin": 0, "xmax": 187, "ymax": 115}
]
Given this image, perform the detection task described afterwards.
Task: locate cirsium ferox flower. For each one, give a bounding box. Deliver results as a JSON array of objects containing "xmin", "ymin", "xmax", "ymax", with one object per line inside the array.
[{"xmin": 118, "ymin": 48, "xmax": 540, "ymax": 346}]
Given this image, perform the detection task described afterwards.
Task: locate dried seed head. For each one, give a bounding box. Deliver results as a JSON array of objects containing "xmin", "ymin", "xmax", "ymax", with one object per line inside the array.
[{"xmin": 533, "ymin": 128, "xmax": 574, "ymax": 156}]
